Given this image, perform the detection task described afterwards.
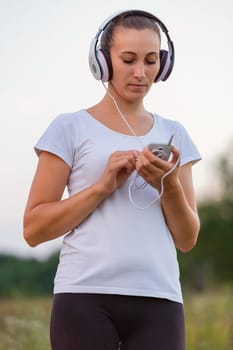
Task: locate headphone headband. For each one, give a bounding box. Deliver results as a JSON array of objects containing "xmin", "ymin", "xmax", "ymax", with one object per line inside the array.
[{"xmin": 89, "ymin": 9, "xmax": 175, "ymax": 82}]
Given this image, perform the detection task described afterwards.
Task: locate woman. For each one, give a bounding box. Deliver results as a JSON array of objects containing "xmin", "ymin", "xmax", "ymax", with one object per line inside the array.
[{"xmin": 24, "ymin": 9, "xmax": 201, "ymax": 350}]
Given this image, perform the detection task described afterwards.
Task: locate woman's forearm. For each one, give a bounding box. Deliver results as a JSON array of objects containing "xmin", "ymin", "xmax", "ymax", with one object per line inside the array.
[
  {"xmin": 23, "ymin": 183, "xmax": 108, "ymax": 247},
  {"xmin": 161, "ymin": 180, "xmax": 200, "ymax": 253}
]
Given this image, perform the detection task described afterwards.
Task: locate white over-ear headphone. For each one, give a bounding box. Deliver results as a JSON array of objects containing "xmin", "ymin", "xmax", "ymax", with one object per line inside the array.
[{"xmin": 89, "ymin": 9, "xmax": 175, "ymax": 83}]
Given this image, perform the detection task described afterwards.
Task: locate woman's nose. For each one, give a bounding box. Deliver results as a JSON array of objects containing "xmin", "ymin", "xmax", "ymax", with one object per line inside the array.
[{"xmin": 133, "ymin": 62, "xmax": 146, "ymax": 79}]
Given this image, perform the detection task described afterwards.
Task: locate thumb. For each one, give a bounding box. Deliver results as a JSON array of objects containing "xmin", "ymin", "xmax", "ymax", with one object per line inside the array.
[{"xmin": 171, "ymin": 146, "xmax": 180, "ymax": 167}]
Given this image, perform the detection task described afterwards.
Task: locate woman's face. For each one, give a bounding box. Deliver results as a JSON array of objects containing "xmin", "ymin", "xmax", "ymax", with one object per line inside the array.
[{"xmin": 109, "ymin": 26, "xmax": 161, "ymax": 102}]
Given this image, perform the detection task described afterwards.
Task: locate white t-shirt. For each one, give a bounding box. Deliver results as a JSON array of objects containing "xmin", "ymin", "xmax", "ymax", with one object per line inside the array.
[{"xmin": 35, "ymin": 109, "xmax": 201, "ymax": 303}]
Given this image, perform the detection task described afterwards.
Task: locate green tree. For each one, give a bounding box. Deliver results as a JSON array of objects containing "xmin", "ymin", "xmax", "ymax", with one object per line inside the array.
[
  {"xmin": 178, "ymin": 141, "xmax": 233, "ymax": 290},
  {"xmin": 0, "ymin": 253, "xmax": 59, "ymax": 297},
  {"xmin": 215, "ymin": 139, "xmax": 233, "ymax": 198}
]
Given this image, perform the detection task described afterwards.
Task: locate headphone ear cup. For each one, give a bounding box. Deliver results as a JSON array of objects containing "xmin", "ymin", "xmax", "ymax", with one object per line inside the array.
[
  {"xmin": 89, "ymin": 38, "xmax": 102, "ymax": 80},
  {"xmin": 155, "ymin": 50, "xmax": 173, "ymax": 82},
  {"xmin": 96, "ymin": 49, "xmax": 113, "ymax": 82}
]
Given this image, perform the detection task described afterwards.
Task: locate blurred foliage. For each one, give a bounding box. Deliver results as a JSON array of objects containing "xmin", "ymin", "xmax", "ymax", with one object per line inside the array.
[
  {"xmin": 183, "ymin": 286, "xmax": 233, "ymax": 350},
  {"xmin": 216, "ymin": 140, "xmax": 233, "ymax": 198},
  {"xmin": 178, "ymin": 143, "xmax": 233, "ymax": 291},
  {"xmin": 0, "ymin": 253, "xmax": 59, "ymax": 297},
  {"xmin": 0, "ymin": 297, "xmax": 51, "ymax": 350},
  {"xmin": 178, "ymin": 197, "xmax": 233, "ymax": 291}
]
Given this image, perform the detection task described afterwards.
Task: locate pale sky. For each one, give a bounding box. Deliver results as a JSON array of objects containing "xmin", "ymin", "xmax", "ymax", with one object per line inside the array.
[{"xmin": 1, "ymin": 0, "xmax": 232, "ymax": 259}]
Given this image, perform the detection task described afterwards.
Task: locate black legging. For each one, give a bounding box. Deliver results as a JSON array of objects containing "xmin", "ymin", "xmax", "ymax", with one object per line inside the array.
[{"xmin": 50, "ymin": 293, "xmax": 185, "ymax": 350}]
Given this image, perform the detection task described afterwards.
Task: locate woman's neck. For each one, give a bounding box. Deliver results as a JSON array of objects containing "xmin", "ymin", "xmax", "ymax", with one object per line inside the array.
[
  {"xmin": 102, "ymin": 95, "xmax": 145, "ymax": 118},
  {"xmin": 101, "ymin": 82, "xmax": 149, "ymax": 121},
  {"xmin": 87, "ymin": 94, "xmax": 153, "ymax": 137},
  {"xmin": 86, "ymin": 81, "xmax": 154, "ymax": 136}
]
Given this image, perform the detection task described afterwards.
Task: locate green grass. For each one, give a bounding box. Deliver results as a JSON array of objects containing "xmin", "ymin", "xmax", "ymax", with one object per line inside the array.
[
  {"xmin": 0, "ymin": 287, "xmax": 232, "ymax": 350},
  {"xmin": 184, "ymin": 286, "xmax": 233, "ymax": 350},
  {"xmin": 0, "ymin": 297, "xmax": 51, "ymax": 350}
]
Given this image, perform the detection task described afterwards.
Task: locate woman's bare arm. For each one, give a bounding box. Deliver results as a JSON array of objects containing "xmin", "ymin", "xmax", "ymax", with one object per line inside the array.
[
  {"xmin": 136, "ymin": 147, "xmax": 200, "ymax": 252},
  {"xmin": 160, "ymin": 163, "xmax": 200, "ymax": 252},
  {"xmin": 23, "ymin": 150, "xmax": 136, "ymax": 247}
]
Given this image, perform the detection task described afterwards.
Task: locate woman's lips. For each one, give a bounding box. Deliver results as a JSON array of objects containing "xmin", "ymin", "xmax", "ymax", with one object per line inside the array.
[{"xmin": 128, "ymin": 83, "xmax": 147, "ymax": 89}]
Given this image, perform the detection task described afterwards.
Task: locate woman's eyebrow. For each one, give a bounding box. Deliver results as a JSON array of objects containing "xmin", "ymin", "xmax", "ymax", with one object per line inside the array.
[
  {"xmin": 120, "ymin": 51, "xmax": 136, "ymax": 55},
  {"xmin": 120, "ymin": 51, "xmax": 159, "ymax": 56}
]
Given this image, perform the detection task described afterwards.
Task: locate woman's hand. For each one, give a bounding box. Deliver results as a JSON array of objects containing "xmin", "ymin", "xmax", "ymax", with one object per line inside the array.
[
  {"xmin": 135, "ymin": 146, "xmax": 180, "ymax": 192},
  {"xmin": 97, "ymin": 150, "xmax": 138, "ymax": 195},
  {"xmin": 135, "ymin": 145, "xmax": 200, "ymax": 252}
]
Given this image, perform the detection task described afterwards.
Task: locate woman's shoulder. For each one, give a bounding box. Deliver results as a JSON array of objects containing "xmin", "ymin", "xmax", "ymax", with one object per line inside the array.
[
  {"xmin": 153, "ymin": 113, "xmax": 201, "ymax": 165},
  {"xmin": 152, "ymin": 112, "xmax": 195, "ymax": 146},
  {"xmin": 154, "ymin": 113, "xmax": 181, "ymax": 127},
  {"xmin": 153, "ymin": 113, "xmax": 185, "ymax": 135},
  {"xmin": 53, "ymin": 109, "xmax": 87, "ymax": 125}
]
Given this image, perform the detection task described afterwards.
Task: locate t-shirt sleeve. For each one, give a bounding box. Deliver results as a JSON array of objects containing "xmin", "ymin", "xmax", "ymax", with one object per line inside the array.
[
  {"xmin": 173, "ymin": 121, "xmax": 201, "ymax": 166},
  {"xmin": 34, "ymin": 114, "xmax": 76, "ymax": 168}
]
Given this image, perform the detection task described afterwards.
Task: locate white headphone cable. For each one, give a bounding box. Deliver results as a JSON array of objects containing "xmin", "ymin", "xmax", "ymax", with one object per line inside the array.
[
  {"xmin": 128, "ymin": 157, "xmax": 180, "ymax": 209},
  {"xmin": 101, "ymin": 82, "xmax": 145, "ymax": 148},
  {"xmin": 101, "ymin": 81, "xmax": 179, "ymax": 209}
]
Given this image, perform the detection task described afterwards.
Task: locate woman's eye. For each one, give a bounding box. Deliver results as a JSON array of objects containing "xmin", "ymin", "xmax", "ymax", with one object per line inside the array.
[
  {"xmin": 122, "ymin": 59, "xmax": 157, "ymax": 65},
  {"xmin": 123, "ymin": 60, "xmax": 133, "ymax": 64}
]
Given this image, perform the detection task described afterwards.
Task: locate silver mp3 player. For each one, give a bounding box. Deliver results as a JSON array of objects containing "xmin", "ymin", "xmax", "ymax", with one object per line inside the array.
[{"xmin": 148, "ymin": 135, "xmax": 174, "ymax": 161}]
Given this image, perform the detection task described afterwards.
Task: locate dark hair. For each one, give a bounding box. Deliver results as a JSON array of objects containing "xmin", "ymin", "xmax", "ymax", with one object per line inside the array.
[{"xmin": 100, "ymin": 14, "xmax": 161, "ymax": 53}]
